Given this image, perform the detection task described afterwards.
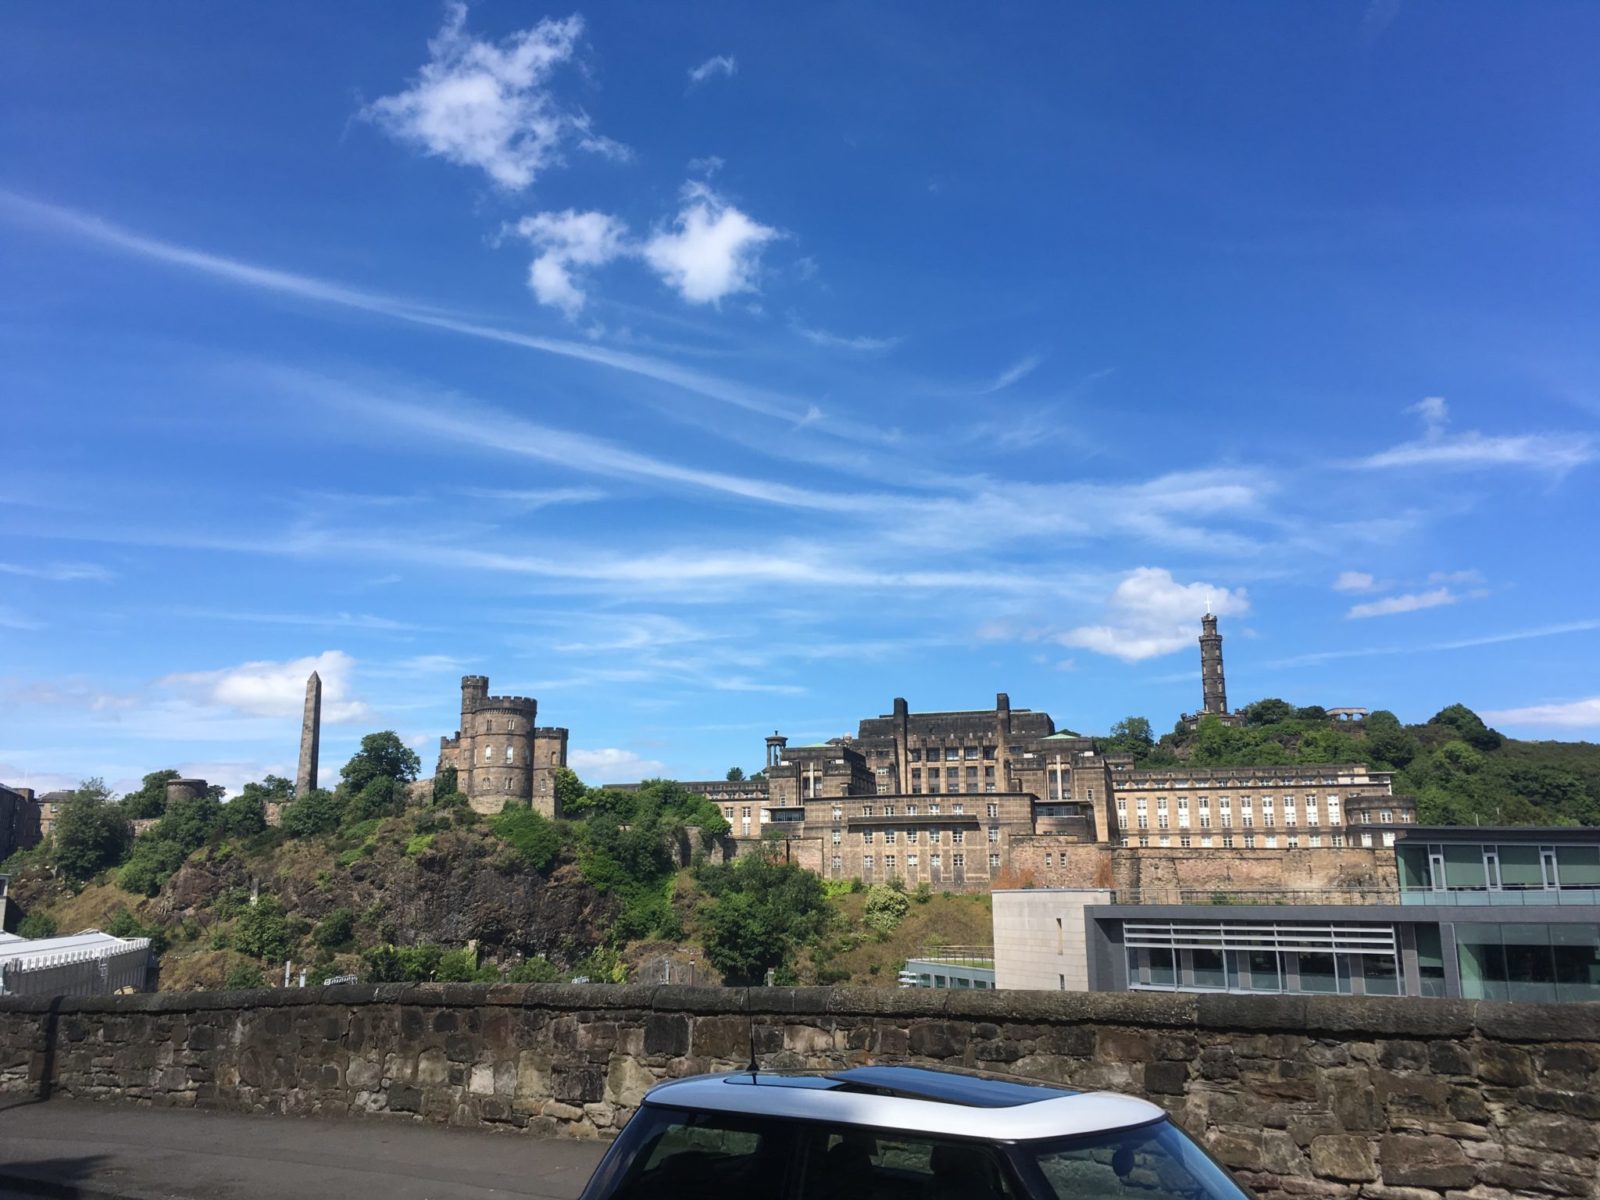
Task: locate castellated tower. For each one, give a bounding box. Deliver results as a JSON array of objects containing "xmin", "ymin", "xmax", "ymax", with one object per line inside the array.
[
  {"xmin": 437, "ymin": 675, "xmax": 567, "ymax": 817},
  {"xmin": 1199, "ymin": 610, "xmax": 1228, "ymax": 716}
]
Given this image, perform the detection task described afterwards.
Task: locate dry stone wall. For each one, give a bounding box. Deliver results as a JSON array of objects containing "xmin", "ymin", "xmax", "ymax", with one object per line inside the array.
[{"xmin": 2, "ymin": 985, "xmax": 1597, "ymax": 1200}]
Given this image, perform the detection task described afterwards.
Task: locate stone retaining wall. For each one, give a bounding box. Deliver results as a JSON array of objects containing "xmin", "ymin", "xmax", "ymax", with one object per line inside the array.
[{"xmin": 2, "ymin": 985, "xmax": 1596, "ymax": 1200}]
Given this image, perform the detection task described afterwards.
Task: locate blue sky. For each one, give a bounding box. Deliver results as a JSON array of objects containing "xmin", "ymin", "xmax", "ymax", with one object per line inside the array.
[{"xmin": 4, "ymin": 2, "xmax": 1600, "ymax": 795}]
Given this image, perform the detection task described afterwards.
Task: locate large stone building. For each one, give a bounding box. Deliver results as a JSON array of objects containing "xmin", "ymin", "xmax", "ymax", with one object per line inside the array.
[
  {"xmin": 437, "ymin": 676, "xmax": 569, "ymax": 817},
  {"xmin": 701, "ymin": 614, "xmax": 1415, "ymax": 894},
  {"xmin": 0, "ymin": 785, "xmax": 42, "ymax": 862}
]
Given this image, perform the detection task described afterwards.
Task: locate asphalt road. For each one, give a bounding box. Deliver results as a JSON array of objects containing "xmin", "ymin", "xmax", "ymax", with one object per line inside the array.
[{"xmin": 0, "ymin": 1099, "xmax": 609, "ymax": 1200}]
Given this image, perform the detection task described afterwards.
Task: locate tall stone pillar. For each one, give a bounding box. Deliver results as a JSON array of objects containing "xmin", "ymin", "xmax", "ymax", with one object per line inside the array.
[
  {"xmin": 1199, "ymin": 612, "xmax": 1227, "ymax": 716},
  {"xmin": 296, "ymin": 671, "xmax": 322, "ymax": 797}
]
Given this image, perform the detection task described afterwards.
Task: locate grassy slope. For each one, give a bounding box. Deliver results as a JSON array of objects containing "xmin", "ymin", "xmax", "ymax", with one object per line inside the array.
[{"xmin": 795, "ymin": 891, "xmax": 994, "ymax": 987}]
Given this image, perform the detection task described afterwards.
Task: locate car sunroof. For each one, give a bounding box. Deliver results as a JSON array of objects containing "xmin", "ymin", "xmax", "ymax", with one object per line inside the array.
[{"xmin": 825, "ymin": 1066, "xmax": 1075, "ymax": 1108}]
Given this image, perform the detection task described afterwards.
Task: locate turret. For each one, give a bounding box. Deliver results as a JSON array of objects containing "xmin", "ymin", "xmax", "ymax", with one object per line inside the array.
[
  {"xmin": 461, "ymin": 675, "xmax": 489, "ymax": 716},
  {"xmin": 1200, "ymin": 612, "xmax": 1228, "ymax": 716}
]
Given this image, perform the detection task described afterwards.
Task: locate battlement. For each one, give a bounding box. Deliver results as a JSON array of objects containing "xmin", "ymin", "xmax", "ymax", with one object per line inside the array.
[
  {"xmin": 533, "ymin": 726, "xmax": 568, "ymax": 737},
  {"xmin": 481, "ymin": 695, "xmax": 538, "ymax": 711}
]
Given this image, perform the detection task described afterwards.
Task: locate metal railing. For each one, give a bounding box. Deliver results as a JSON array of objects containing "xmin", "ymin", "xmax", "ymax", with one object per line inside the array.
[{"xmin": 908, "ymin": 945, "xmax": 996, "ymax": 968}]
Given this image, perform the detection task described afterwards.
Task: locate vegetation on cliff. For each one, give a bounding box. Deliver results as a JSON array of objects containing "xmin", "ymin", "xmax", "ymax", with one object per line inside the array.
[{"xmin": 1099, "ymin": 701, "xmax": 1600, "ymax": 827}]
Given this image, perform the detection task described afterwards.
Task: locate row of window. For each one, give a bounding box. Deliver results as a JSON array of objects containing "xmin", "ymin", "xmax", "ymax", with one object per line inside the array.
[
  {"xmin": 1118, "ymin": 833, "xmax": 1354, "ymax": 849},
  {"xmin": 835, "ymin": 829, "xmax": 970, "ymax": 846},
  {"xmin": 906, "ymin": 746, "xmax": 994, "ymax": 762},
  {"xmin": 851, "ymin": 852, "xmax": 1002, "ymax": 874},
  {"xmin": 1123, "ymin": 795, "xmax": 1345, "ymax": 811}
]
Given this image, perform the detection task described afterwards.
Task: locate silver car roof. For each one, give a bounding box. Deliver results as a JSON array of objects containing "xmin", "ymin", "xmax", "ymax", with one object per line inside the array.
[{"xmin": 641, "ymin": 1067, "xmax": 1166, "ymax": 1142}]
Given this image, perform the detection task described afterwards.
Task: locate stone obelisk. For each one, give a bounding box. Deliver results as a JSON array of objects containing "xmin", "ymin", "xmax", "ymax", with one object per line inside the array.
[{"xmin": 295, "ymin": 671, "xmax": 321, "ymax": 797}]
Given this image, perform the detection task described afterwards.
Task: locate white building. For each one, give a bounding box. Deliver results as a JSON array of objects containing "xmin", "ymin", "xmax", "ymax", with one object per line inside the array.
[
  {"xmin": 992, "ymin": 888, "xmax": 1113, "ymax": 991},
  {"xmin": 0, "ymin": 929, "xmax": 152, "ymax": 997}
]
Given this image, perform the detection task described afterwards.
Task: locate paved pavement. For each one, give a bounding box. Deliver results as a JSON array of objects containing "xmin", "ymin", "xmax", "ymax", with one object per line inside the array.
[{"xmin": 0, "ymin": 1099, "xmax": 609, "ymax": 1200}]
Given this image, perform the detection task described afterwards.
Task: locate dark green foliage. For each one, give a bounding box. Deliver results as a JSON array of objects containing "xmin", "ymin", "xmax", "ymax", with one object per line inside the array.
[
  {"xmin": 436, "ymin": 947, "xmax": 498, "ymax": 982},
  {"xmin": 912, "ymin": 881, "xmax": 933, "ymax": 904},
  {"xmin": 725, "ymin": 766, "xmax": 745, "ymax": 781},
  {"xmin": 312, "ymin": 907, "xmax": 355, "ymax": 949},
  {"xmin": 340, "ymin": 731, "xmax": 421, "ymax": 793},
  {"xmin": 118, "ymin": 837, "xmax": 191, "ymax": 896},
  {"xmin": 119, "ymin": 770, "xmax": 181, "ymax": 820},
  {"xmin": 432, "ymin": 766, "xmax": 458, "ymax": 802},
  {"xmin": 347, "ymin": 775, "xmax": 408, "ymax": 823},
  {"xmin": 361, "ymin": 942, "xmax": 444, "ymax": 982},
  {"xmin": 1105, "ymin": 717, "xmax": 1155, "ymax": 760},
  {"xmin": 52, "ymin": 780, "xmax": 132, "ymax": 882},
  {"xmin": 224, "ymin": 963, "xmax": 266, "ymax": 989},
  {"xmin": 695, "ymin": 853, "xmax": 831, "ymax": 984},
  {"xmin": 280, "ymin": 788, "xmax": 346, "ymax": 837},
  {"xmin": 105, "ymin": 908, "xmax": 169, "ymax": 956},
  {"xmin": 17, "ymin": 913, "xmax": 57, "ymax": 939},
  {"xmin": 1241, "ymin": 698, "xmax": 1297, "ymax": 726},
  {"xmin": 552, "ymin": 768, "xmax": 585, "ymax": 813},
  {"xmin": 505, "ymin": 955, "xmax": 561, "ymax": 983},
  {"xmin": 863, "ymin": 884, "xmax": 911, "ymax": 934},
  {"xmin": 1429, "ymin": 704, "xmax": 1504, "ymax": 752},
  {"xmin": 233, "ymin": 897, "xmax": 293, "ymax": 961},
  {"xmin": 491, "ymin": 807, "xmax": 564, "ymax": 871}
]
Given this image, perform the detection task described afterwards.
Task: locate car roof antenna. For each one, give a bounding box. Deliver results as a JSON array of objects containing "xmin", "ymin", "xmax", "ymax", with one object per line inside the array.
[{"xmin": 747, "ymin": 1015, "xmax": 760, "ymax": 1079}]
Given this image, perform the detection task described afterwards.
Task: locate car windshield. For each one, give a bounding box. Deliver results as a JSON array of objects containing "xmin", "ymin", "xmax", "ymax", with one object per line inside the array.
[{"xmin": 1021, "ymin": 1120, "xmax": 1250, "ymax": 1200}]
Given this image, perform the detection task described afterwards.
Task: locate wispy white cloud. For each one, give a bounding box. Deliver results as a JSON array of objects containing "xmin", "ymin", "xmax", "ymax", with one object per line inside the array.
[
  {"xmin": 1346, "ymin": 588, "xmax": 1457, "ymax": 619},
  {"xmin": 454, "ymin": 485, "xmax": 607, "ymax": 509},
  {"xmin": 0, "ymin": 192, "xmax": 823, "ymax": 427},
  {"xmin": 362, "ymin": 5, "xmax": 624, "ymax": 189},
  {"xmin": 0, "ymin": 561, "xmax": 114, "ymax": 582},
  {"xmin": 793, "ymin": 324, "xmax": 902, "ymax": 352},
  {"xmin": 514, "ymin": 209, "xmax": 629, "ymax": 315},
  {"xmin": 1427, "ymin": 568, "xmax": 1484, "ymax": 586},
  {"xmin": 687, "ymin": 54, "xmax": 737, "ymax": 85},
  {"xmin": 160, "ymin": 650, "xmax": 369, "ymax": 723},
  {"xmin": 643, "ymin": 183, "xmax": 780, "ymax": 305},
  {"xmin": 167, "ymin": 608, "xmax": 423, "ymax": 632},
  {"xmin": 0, "ymin": 606, "xmax": 44, "ymax": 631},
  {"xmin": 569, "ymin": 747, "xmax": 667, "ymax": 782},
  {"xmin": 978, "ymin": 353, "xmax": 1044, "ymax": 395},
  {"xmin": 1057, "ymin": 568, "xmax": 1249, "ymax": 662},
  {"xmin": 1264, "ymin": 618, "xmax": 1600, "ymax": 669},
  {"xmin": 1482, "ymin": 696, "xmax": 1600, "ymax": 730},
  {"xmin": 1355, "ymin": 395, "xmax": 1596, "ymax": 474},
  {"xmin": 1333, "ymin": 570, "xmax": 1378, "ymax": 593}
]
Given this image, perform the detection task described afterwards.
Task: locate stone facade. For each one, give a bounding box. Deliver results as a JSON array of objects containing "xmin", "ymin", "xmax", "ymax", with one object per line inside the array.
[
  {"xmin": 3, "ymin": 985, "xmax": 1597, "ymax": 1200},
  {"xmin": 0, "ymin": 784, "xmax": 41, "ymax": 862},
  {"xmin": 436, "ymin": 676, "xmax": 569, "ymax": 817}
]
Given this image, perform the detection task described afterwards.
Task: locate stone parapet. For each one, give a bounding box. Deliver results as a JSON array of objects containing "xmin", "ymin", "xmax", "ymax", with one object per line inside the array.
[{"xmin": 2, "ymin": 986, "xmax": 1596, "ymax": 1198}]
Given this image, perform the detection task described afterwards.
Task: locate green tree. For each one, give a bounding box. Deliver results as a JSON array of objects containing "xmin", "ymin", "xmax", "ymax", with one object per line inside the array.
[
  {"xmin": 52, "ymin": 780, "xmax": 133, "ymax": 882},
  {"xmin": 347, "ymin": 775, "xmax": 408, "ymax": 823},
  {"xmin": 492, "ymin": 807, "xmax": 564, "ymax": 871},
  {"xmin": 725, "ymin": 766, "xmax": 745, "ymax": 781},
  {"xmin": 553, "ymin": 767, "xmax": 585, "ymax": 814},
  {"xmin": 118, "ymin": 838, "xmax": 190, "ymax": 896},
  {"xmin": 505, "ymin": 956, "xmax": 561, "ymax": 983},
  {"xmin": 234, "ymin": 897, "xmax": 293, "ymax": 961},
  {"xmin": 1106, "ymin": 717, "xmax": 1155, "ymax": 760},
  {"xmin": 1295, "ymin": 705, "xmax": 1329, "ymax": 722},
  {"xmin": 432, "ymin": 765, "xmax": 458, "ymax": 802},
  {"xmin": 1430, "ymin": 704, "xmax": 1504, "ymax": 752},
  {"xmin": 280, "ymin": 788, "xmax": 346, "ymax": 837},
  {"xmin": 312, "ymin": 907, "xmax": 355, "ymax": 949},
  {"xmin": 1242, "ymin": 698, "xmax": 1296, "ymax": 727},
  {"xmin": 119, "ymin": 769, "xmax": 181, "ymax": 820},
  {"xmin": 696, "ymin": 854, "xmax": 831, "ymax": 984},
  {"xmin": 340, "ymin": 732, "xmax": 422, "ymax": 793},
  {"xmin": 1364, "ymin": 710, "xmax": 1418, "ymax": 768}
]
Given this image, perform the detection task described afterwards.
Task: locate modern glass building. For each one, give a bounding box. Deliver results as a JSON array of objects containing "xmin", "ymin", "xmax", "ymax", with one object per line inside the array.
[{"xmin": 1013, "ymin": 827, "xmax": 1600, "ymax": 1002}]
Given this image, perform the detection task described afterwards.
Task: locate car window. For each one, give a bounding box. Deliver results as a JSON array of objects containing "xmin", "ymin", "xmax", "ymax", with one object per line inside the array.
[
  {"xmin": 1027, "ymin": 1121, "xmax": 1248, "ymax": 1200},
  {"xmin": 606, "ymin": 1109, "xmax": 788, "ymax": 1200},
  {"xmin": 801, "ymin": 1127, "xmax": 1014, "ymax": 1200}
]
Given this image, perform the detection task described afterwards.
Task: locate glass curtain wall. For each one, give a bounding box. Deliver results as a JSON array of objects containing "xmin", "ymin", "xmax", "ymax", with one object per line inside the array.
[{"xmin": 1455, "ymin": 922, "xmax": 1600, "ymax": 1002}]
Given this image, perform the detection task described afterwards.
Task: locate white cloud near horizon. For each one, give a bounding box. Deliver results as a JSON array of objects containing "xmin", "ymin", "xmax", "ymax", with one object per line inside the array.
[
  {"xmin": 161, "ymin": 650, "xmax": 369, "ymax": 723},
  {"xmin": 1356, "ymin": 395, "xmax": 1596, "ymax": 474},
  {"xmin": 1057, "ymin": 568, "xmax": 1249, "ymax": 662},
  {"xmin": 362, "ymin": 5, "xmax": 625, "ymax": 189},
  {"xmin": 1482, "ymin": 696, "xmax": 1600, "ymax": 730},
  {"xmin": 643, "ymin": 183, "xmax": 779, "ymax": 305},
  {"xmin": 570, "ymin": 746, "xmax": 668, "ymax": 781},
  {"xmin": 1346, "ymin": 588, "xmax": 1458, "ymax": 619},
  {"xmin": 687, "ymin": 54, "xmax": 737, "ymax": 85}
]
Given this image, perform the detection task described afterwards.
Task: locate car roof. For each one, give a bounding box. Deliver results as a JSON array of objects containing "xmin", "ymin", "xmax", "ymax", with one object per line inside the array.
[{"xmin": 640, "ymin": 1066, "xmax": 1166, "ymax": 1142}]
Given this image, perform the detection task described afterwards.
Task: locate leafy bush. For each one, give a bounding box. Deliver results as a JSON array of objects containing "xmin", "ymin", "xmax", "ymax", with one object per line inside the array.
[
  {"xmin": 17, "ymin": 913, "xmax": 57, "ymax": 939},
  {"xmin": 118, "ymin": 836, "xmax": 190, "ymax": 896},
  {"xmin": 280, "ymin": 788, "xmax": 345, "ymax": 837},
  {"xmin": 312, "ymin": 907, "xmax": 355, "ymax": 949},
  {"xmin": 491, "ymin": 807, "xmax": 564, "ymax": 871},
  {"xmin": 361, "ymin": 942, "xmax": 445, "ymax": 983},
  {"xmin": 224, "ymin": 963, "xmax": 266, "ymax": 989},
  {"xmin": 912, "ymin": 882, "xmax": 933, "ymax": 904},
  {"xmin": 404, "ymin": 832, "xmax": 436, "ymax": 858},
  {"xmin": 505, "ymin": 955, "xmax": 561, "ymax": 983},
  {"xmin": 432, "ymin": 766, "xmax": 458, "ymax": 802},
  {"xmin": 348, "ymin": 775, "xmax": 408, "ymax": 824},
  {"xmin": 52, "ymin": 782, "xmax": 133, "ymax": 882},
  {"xmin": 695, "ymin": 854, "xmax": 831, "ymax": 984},
  {"xmin": 105, "ymin": 908, "xmax": 170, "ymax": 956},
  {"xmin": 863, "ymin": 884, "xmax": 911, "ymax": 935},
  {"xmin": 233, "ymin": 897, "xmax": 293, "ymax": 960},
  {"xmin": 436, "ymin": 947, "xmax": 498, "ymax": 982}
]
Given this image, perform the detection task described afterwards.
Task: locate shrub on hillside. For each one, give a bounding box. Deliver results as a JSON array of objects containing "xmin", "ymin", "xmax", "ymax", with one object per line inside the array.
[
  {"xmin": 491, "ymin": 807, "xmax": 564, "ymax": 871},
  {"xmin": 863, "ymin": 885, "xmax": 911, "ymax": 935}
]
